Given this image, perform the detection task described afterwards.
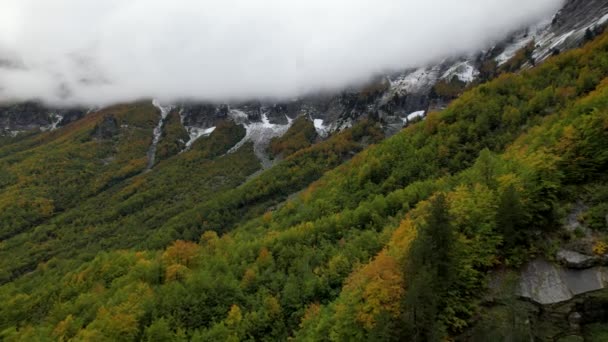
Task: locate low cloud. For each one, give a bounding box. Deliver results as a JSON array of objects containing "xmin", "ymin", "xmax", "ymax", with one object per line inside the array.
[{"xmin": 0, "ymin": 0, "xmax": 564, "ymax": 106}]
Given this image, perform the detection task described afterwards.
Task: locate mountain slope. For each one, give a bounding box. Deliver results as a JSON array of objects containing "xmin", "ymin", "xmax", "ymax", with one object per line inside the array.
[
  {"xmin": 0, "ymin": 107, "xmax": 380, "ymax": 284},
  {"xmin": 1, "ymin": 24, "xmax": 607, "ymax": 342}
]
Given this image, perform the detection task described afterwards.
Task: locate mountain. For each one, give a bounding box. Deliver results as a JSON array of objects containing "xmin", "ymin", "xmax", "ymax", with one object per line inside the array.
[
  {"xmin": 3, "ymin": 0, "xmax": 608, "ymax": 143},
  {"xmin": 1, "ymin": 1, "xmax": 608, "ymax": 341}
]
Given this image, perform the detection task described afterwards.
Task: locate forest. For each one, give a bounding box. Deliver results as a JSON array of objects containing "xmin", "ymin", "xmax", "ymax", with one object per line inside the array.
[{"xmin": 0, "ymin": 29, "xmax": 608, "ymax": 341}]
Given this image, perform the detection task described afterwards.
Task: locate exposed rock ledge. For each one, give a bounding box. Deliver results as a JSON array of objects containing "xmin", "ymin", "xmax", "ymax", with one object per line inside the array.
[
  {"xmin": 519, "ymin": 258, "xmax": 608, "ymax": 305},
  {"xmin": 556, "ymin": 248, "xmax": 608, "ymax": 269}
]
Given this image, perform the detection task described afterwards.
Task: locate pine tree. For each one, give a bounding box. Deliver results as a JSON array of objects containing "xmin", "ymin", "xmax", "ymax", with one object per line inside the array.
[
  {"xmin": 496, "ymin": 184, "xmax": 526, "ymax": 251},
  {"xmin": 425, "ymin": 193, "xmax": 454, "ymax": 280},
  {"xmin": 402, "ymin": 193, "xmax": 454, "ymax": 342}
]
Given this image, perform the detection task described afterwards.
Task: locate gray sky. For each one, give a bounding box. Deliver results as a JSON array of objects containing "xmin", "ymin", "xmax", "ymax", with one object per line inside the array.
[{"xmin": 0, "ymin": 0, "xmax": 564, "ymax": 106}]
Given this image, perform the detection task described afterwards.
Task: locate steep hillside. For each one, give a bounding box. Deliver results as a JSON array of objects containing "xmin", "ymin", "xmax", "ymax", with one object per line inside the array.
[
  {"xmin": 0, "ymin": 22, "xmax": 607, "ymax": 342},
  {"xmin": 0, "ymin": 102, "xmax": 381, "ymax": 284}
]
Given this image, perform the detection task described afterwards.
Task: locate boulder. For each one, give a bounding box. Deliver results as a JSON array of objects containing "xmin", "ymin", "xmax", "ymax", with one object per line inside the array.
[
  {"xmin": 518, "ymin": 258, "xmax": 608, "ymax": 305},
  {"xmin": 556, "ymin": 249, "xmax": 597, "ymax": 269}
]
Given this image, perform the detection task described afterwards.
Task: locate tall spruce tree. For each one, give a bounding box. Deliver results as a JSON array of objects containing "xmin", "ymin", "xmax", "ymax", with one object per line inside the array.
[
  {"xmin": 402, "ymin": 193, "xmax": 454, "ymax": 342},
  {"xmin": 496, "ymin": 184, "xmax": 526, "ymax": 251}
]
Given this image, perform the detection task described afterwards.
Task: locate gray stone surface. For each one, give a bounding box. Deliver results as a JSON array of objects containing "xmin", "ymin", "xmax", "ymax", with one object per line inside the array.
[
  {"xmin": 562, "ymin": 267, "xmax": 604, "ymax": 296},
  {"xmin": 519, "ymin": 258, "xmax": 608, "ymax": 305},
  {"xmin": 556, "ymin": 249, "xmax": 597, "ymax": 269}
]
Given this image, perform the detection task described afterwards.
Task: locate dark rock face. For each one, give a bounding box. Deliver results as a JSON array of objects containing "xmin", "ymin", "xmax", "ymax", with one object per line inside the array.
[
  {"xmin": 0, "ymin": 102, "xmax": 53, "ymax": 131},
  {"xmin": 381, "ymin": 93, "xmax": 430, "ymax": 115},
  {"xmin": 175, "ymin": 80, "xmax": 429, "ymax": 138},
  {"xmin": 578, "ymin": 295, "xmax": 608, "ymax": 324},
  {"xmin": 174, "ymin": 0, "xmax": 608, "ymax": 137},
  {"xmin": 553, "ymin": 0, "xmax": 608, "ymax": 34},
  {"xmin": 533, "ymin": 0, "xmax": 608, "ymax": 62},
  {"xmin": 91, "ymin": 115, "xmax": 119, "ymax": 140},
  {"xmin": 0, "ymin": 102, "xmax": 86, "ymax": 135},
  {"xmin": 538, "ymin": 290, "xmax": 608, "ymax": 339},
  {"xmin": 264, "ymin": 102, "xmax": 301, "ymax": 125},
  {"xmin": 59, "ymin": 108, "xmax": 87, "ymax": 126},
  {"xmin": 180, "ymin": 104, "xmax": 229, "ymax": 128}
]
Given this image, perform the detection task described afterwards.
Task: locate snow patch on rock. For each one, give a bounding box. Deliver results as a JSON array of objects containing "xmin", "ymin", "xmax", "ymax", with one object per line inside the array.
[
  {"xmin": 184, "ymin": 126, "xmax": 216, "ymax": 150},
  {"xmin": 50, "ymin": 114, "xmax": 63, "ymax": 131},
  {"xmin": 40, "ymin": 113, "xmax": 64, "ymax": 132},
  {"xmin": 228, "ymin": 109, "xmax": 249, "ymax": 124},
  {"xmin": 326, "ymin": 119, "xmax": 353, "ymax": 134},
  {"xmin": 228, "ymin": 113, "xmax": 293, "ymax": 169},
  {"xmin": 495, "ymin": 18, "xmax": 552, "ymax": 66},
  {"xmin": 313, "ymin": 119, "xmax": 330, "ymax": 138},
  {"xmin": 440, "ymin": 61, "xmax": 479, "ymax": 83},
  {"xmin": 401, "ymin": 110, "xmax": 426, "ymax": 125},
  {"xmin": 387, "ymin": 66, "xmax": 441, "ymax": 96},
  {"xmin": 176, "ymin": 107, "xmax": 218, "ymax": 151},
  {"xmin": 147, "ymin": 99, "xmax": 173, "ymax": 170},
  {"xmin": 499, "ymin": 10, "xmax": 608, "ymax": 68}
]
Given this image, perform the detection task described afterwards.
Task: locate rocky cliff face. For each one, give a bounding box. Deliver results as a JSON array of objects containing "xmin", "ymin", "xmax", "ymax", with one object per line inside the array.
[
  {"xmin": 2, "ymin": 0, "xmax": 607, "ymax": 145},
  {"xmin": 133, "ymin": 0, "xmax": 608, "ymax": 143},
  {"xmin": 0, "ymin": 102, "xmax": 85, "ymax": 136},
  {"xmin": 495, "ymin": 0, "xmax": 608, "ymax": 66},
  {"xmin": 519, "ymin": 258, "xmax": 608, "ymax": 305},
  {"xmin": 554, "ymin": 0, "xmax": 608, "ymax": 34},
  {"xmin": 507, "ymin": 258, "xmax": 608, "ymax": 341}
]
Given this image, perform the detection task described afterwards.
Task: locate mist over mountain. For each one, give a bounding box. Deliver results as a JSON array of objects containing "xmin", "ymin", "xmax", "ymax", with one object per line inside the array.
[
  {"xmin": 0, "ymin": 0, "xmax": 564, "ymax": 106},
  {"xmin": 2, "ymin": 1, "xmax": 608, "ymax": 341}
]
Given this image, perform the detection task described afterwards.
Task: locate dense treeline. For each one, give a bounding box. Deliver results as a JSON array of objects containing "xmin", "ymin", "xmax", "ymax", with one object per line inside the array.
[
  {"xmin": 157, "ymin": 120, "xmax": 382, "ymax": 241},
  {"xmin": 0, "ymin": 109, "xmax": 380, "ymax": 284},
  {"xmin": 0, "ymin": 105, "xmax": 258, "ymax": 283},
  {"xmin": 0, "ymin": 104, "xmax": 158, "ymax": 241},
  {"xmin": 0, "ymin": 30, "xmax": 608, "ymax": 341}
]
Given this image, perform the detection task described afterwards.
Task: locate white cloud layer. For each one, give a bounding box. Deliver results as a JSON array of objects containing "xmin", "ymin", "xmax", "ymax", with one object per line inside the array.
[{"xmin": 0, "ymin": 0, "xmax": 564, "ymax": 106}]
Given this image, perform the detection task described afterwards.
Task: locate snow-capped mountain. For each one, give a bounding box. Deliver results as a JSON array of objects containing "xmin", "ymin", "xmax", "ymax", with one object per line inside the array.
[{"xmin": 1, "ymin": 0, "xmax": 607, "ymax": 153}]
